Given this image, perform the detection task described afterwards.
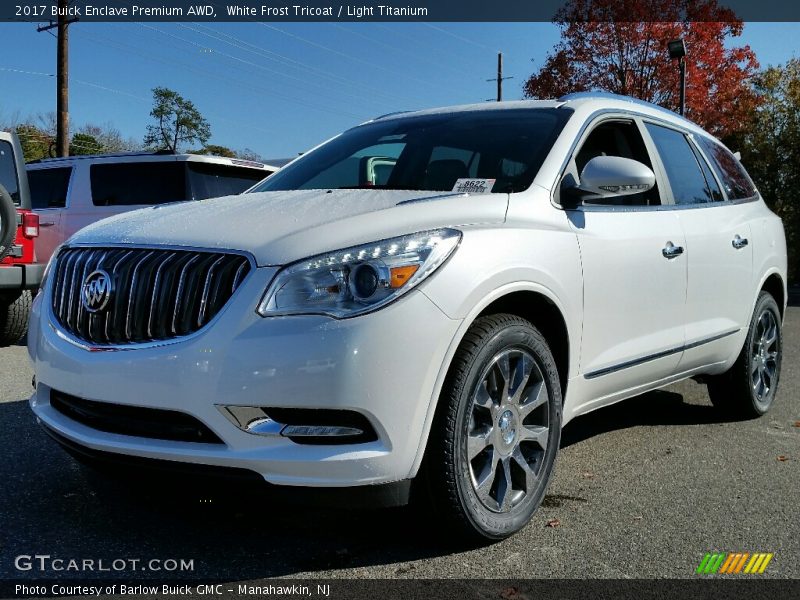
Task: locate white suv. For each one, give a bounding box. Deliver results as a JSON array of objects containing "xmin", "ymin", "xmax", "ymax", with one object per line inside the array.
[
  {"xmin": 28, "ymin": 93, "xmax": 787, "ymax": 541},
  {"xmin": 26, "ymin": 152, "xmax": 280, "ymax": 263}
]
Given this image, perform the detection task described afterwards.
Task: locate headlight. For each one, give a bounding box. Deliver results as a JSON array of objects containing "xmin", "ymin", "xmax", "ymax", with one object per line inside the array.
[{"xmin": 257, "ymin": 228, "xmax": 461, "ymax": 318}]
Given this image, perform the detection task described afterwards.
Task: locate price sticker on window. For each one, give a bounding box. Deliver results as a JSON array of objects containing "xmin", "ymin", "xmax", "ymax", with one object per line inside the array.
[{"xmin": 452, "ymin": 178, "xmax": 496, "ymax": 194}]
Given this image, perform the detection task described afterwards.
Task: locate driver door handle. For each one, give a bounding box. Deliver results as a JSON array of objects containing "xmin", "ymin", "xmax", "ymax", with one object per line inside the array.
[
  {"xmin": 732, "ymin": 235, "xmax": 749, "ymax": 249},
  {"xmin": 662, "ymin": 241, "xmax": 684, "ymax": 259}
]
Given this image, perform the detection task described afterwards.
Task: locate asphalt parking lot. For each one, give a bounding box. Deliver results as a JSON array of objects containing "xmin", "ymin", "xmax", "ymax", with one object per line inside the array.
[{"xmin": 1, "ymin": 308, "xmax": 798, "ymax": 581}]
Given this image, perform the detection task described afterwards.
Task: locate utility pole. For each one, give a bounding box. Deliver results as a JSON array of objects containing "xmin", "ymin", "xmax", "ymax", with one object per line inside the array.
[
  {"xmin": 37, "ymin": 0, "xmax": 78, "ymax": 157},
  {"xmin": 486, "ymin": 52, "xmax": 513, "ymax": 102}
]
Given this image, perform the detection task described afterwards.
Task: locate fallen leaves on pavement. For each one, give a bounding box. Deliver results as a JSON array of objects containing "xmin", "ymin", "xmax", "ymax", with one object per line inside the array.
[
  {"xmin": 546, "ymin": 518, "xmax": 561, "ymax": 528},
  {"xmin": 500, "ymin": 586, "xmax": 523, "ymax": 600}
]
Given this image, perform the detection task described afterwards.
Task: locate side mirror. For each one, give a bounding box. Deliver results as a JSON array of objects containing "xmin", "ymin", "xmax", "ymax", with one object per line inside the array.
[{"xmin": 562, "ymin": 156, "xmax": 655, "ymax": 207}]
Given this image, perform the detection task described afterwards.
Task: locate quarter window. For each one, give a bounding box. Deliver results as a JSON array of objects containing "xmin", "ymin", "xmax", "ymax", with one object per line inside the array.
[
  {"xmin": 645, "ymin": 123, "xmax": 714, "ymax": 205},
  {"xmin": 186, "ymin": 162, "xmax": 269, "ymax": 200},
  {"xmin": 90, "ymin": 162, "xmax": 186, "ymax": 206},
  {"xmin": 28, "ymin": 167, "xmax": 72, "ymax": 209},
  {"xmin": 696, "ymin": 136, "xmax": 757, "ymax": 200}
]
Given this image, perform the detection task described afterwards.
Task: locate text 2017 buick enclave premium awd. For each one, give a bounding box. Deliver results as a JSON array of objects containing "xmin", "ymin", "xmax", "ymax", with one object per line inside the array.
[{"xmin": 29, "ymin": 93, "xmax": 787, "ymax": 540}]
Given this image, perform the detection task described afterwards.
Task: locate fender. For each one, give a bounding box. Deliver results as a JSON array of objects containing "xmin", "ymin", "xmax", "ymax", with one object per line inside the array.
[{"xmin": 408, "ymin": 277, "xmax": 578, "ymax": 478}]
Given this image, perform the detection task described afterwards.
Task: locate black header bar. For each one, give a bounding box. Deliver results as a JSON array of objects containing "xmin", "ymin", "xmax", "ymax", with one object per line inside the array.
[{"xmin": 4, "ymin": 1, "xmax": 800, "ymax": 23}]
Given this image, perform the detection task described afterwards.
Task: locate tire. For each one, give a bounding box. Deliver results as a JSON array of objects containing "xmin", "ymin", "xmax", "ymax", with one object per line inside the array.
[
  {"xmin": 0, "ymin": 290, "xmax": 32, "ymax": 346},
  {"xmin": 707, "ymin": 291, "xmax": 782, "ymax": 418},
  {"xmin": 422, "ymin": 313, "xmax": 562, "ymax": 541},
  {"xmin": 0, "ymin": 183, "xmax": 16, "ymax": 262}
]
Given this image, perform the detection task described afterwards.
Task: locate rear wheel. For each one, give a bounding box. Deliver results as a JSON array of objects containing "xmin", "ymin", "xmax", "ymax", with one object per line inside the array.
[
  {"xmin": 707, "ymin": 292, "xmax": 782, "ymax": 418},
  {"xmin": 423, "ymin": 314, "xmax": 562, "ymax": 541},
  {"xmin": 0, "ymin": 291, "xmax": 32, "ymax": 346}
]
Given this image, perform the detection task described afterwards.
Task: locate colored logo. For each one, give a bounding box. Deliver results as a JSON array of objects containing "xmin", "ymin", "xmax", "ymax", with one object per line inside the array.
[{"xmin": 696, "ymin": 552, "xmax": 774, "ymax": 575}]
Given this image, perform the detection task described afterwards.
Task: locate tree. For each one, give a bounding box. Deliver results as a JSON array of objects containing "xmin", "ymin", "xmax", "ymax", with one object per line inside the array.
[
  {"xmin": 733, "ymin": 60, "xmax": 800, "ymax": 283},
  {"xmin": 14, "ymin": 124, "xmax": 53, "ymax": 162},
  {"xmin": 143, "ymin": 87, "xmax": 210, "ymax": 153},
  {"xmin": 80, "ymin": 123, "xmax": 140, "ymax": 153},
  {"xmin": 523, "ymin": 0, "xmax": 759, "ymax": 137},
  {"xmin": 193, "ymin": 144, "xmax": 237, "ymax": 158},
  {"xmin": 235, "ymin": 148, "xmax": 264, "ymax": 162},
  {"xmin": 69, "ymin": 132, "xmax": 104, "ymax": 156}
]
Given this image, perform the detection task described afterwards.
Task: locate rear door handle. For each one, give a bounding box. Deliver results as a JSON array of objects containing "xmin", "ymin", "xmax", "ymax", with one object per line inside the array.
[
  {"xmin": 39, "ymin": 222, "xmax": 56, "ymax": 228},
  {"xmin": 732, "ymin": 235, "xmax": 748, "ymax": 249},
  {"xmin": 662, "ymin": 241, "xmax": 684, "ymax": 259}
]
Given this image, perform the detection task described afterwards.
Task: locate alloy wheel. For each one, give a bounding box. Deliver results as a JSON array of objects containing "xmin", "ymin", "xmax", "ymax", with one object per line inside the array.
[
  {"xmin": 466, "ymin": 348, "xmax": 550, "ymax": 513},
  {"xmin": 751, "ymin": 309, "xmax": 779, "ymax": 403}
]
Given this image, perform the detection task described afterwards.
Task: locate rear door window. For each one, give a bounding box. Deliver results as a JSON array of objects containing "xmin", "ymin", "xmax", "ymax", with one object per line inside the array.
[
  {"xmin": 186, "ymin": 162, "xmax": 268, "ymax": 200},
  {"xmin": 696, "ymin": 136, "xmax": 757, "ymax": 200},
  {"xmin": 90, "ymin": 162, "xmax": 186, "ymax": 206},
  {"xmin": 28, "ymin": 167, "xmax": 72, "ymax": 209},
  {"xmin": 645, "ymin": 123, "xmax": 715, "ymax": 205},
  {"xmin": 0, "ymin": 140, "xmax": 20, "ymax": 204}
]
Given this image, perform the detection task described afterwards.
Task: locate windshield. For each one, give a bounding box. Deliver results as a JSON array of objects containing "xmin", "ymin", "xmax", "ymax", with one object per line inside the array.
[{"xmin": 251, "ymin": 108, "xmax": 571, "ymax": 194}]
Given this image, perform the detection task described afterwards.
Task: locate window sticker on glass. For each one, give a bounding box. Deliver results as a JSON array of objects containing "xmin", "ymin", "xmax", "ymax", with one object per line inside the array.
[{"xmin": 452, "ymin": 178, "xmax": 496, "ymax": 194}]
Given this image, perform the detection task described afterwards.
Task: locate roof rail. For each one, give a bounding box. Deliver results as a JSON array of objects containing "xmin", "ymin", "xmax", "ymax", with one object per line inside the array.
[
  {"xmin": 558, "ymin": 91, "xmax": 696, "ymax": 125},
  {"xmin": 27, "ymin": 149, "xmax": 174, "ymax": 164},
  {"xmin": 368, "ymin": 110, "xmax": 412, "ymax": 122}
]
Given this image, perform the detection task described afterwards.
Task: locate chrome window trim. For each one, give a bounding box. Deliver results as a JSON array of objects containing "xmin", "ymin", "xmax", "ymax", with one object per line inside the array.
[{"xmin": 46, "ymin": 243, "xmax": 258, "ymax": 352}]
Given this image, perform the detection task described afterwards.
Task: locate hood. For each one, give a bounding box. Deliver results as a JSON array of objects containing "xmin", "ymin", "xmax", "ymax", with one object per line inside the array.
[{"xmin": 68, "ymin": 189, "xmax": 508, "ymax": 266}]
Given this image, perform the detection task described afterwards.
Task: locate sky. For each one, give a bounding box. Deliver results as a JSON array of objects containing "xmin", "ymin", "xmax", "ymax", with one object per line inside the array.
[{"xmin": 0, "ymin": 21, "xmax": 799, "ymax": 159}]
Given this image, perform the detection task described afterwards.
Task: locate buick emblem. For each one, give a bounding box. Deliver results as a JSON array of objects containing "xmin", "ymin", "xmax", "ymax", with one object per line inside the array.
[{"xmin": 81, "ymin": 270, "xmax": 113, "ymax": 313}]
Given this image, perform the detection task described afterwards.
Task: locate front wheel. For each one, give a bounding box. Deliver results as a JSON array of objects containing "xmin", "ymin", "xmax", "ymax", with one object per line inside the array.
[
  {"xmin": 0, "ymin": 291, "xmax": 32, "ymax": 346},
  {"xmin": 423, "ymin": 314, "xmax": 562, "ymax": 541},
  {"xmin": 707, "ymin": 291, "xmax": 782, "ymax": 418}
]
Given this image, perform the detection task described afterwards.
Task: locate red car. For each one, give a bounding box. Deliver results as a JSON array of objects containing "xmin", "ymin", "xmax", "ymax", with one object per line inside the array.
[{"xmin": 0, "ymin": 131, "xmax": 43, "ymax": 346}]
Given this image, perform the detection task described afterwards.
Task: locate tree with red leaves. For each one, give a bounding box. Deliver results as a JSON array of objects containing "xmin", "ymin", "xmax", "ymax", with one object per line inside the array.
[{"xmin": 523, "ymin": 0, "xmax": 759, "ymax": 137}]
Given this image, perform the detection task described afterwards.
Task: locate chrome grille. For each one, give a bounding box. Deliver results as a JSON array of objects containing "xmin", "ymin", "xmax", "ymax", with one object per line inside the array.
[{"xmin": 51, "ymin": 247, "xmax": 251, "ymax": 345}]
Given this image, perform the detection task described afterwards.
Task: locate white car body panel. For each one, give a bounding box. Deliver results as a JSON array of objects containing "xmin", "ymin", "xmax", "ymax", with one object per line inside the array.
[
  {"xmin": 70, "ymin": 189, "xmax": 509, "ymax": 266},
  {"xmin": 28, "ymin": 94, "xmax": 788, "ymax": 492}
]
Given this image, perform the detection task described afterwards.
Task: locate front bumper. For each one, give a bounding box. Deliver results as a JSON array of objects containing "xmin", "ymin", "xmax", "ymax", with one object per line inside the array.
[
  {"xmin": 29, "ymin": 266, "xmax": 461, "ymax": 489},
  {"xmin": 0, "ymin": 263, "xmax": 45, "ymax": 290}
]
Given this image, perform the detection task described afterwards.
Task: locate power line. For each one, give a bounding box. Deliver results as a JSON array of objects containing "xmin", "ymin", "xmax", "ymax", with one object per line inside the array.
[
  {"xmin": 183, "ymin": 23, "xmax": 415, "ymax": 107},
  {"xmin": 135, "ymin": 23, "xmax": 398, "ymax": 113},
  {"xmin": 106, "ymin": 0, "xmax": 421, "ymax": 111},
  {"xmin": 0, "ymin": 66, "xmax": 147, "ymax": 101},
  {"xmin": 258, "ymin": 22, "xmax": 456, "ymax": 93},
  {"xmin": 421, "ymin": 23, "xmax": 494, "ymax": 51},
  {"xmin": 78, "ymin": 29, "xmax": 368, "ymax": 120},
  {"xmin": 331, "ymin": 24, "xmax": 477, "ymax": 79}
]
